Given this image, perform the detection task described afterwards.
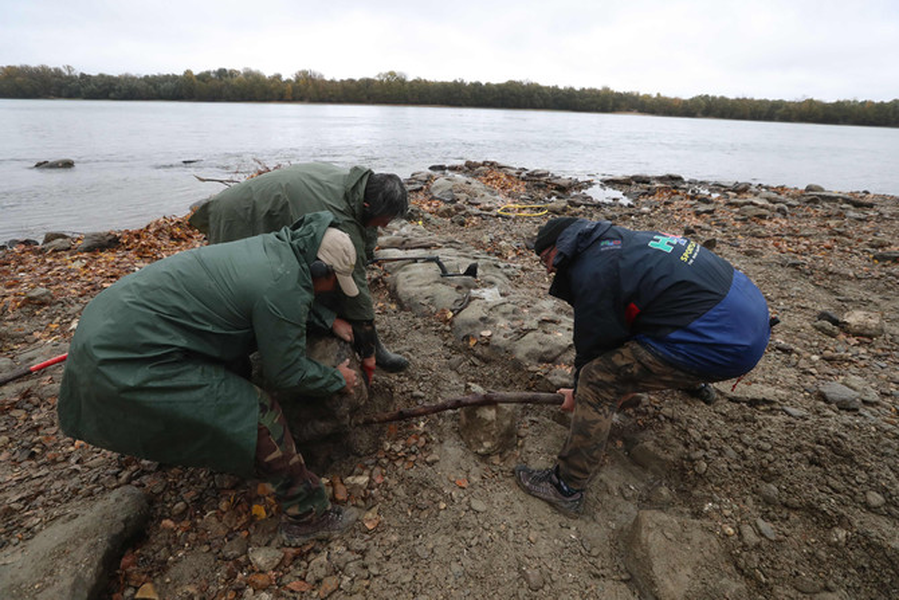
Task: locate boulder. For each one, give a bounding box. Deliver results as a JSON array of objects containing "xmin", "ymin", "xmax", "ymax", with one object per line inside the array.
[{"xmin": 266, "ymin": 335, "xmax": 389, "ymax": 471}]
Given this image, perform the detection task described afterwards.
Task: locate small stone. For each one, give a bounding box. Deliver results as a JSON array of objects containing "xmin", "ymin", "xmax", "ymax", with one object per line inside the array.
[
  {"xmin": 249, "ymin": 546, "xmax": 284, "ymax": 572},
  {"xmin": 42, "ymin": 237, "xmax": 73, "ymax": 252},
  {"xmin": 24, "ymin": 287, "xmax": 54, "ymax": 305},
  {"xmin": 171, "ymin": 501, "xmax": 188, "ymax": 516},
  {"xmin": 221, "ymin": 536, "xmax": 249, "ymax": 560},
  {"xmin": 755, "ymin": 518, "xmax": 777, "ymax": 541},
  {"xmin": 694, "ymin": 460, "xmax": 708, "ymax": 475},
  {"xmin": 812, "ymin": 320, "xmax": 840, "ymax": 337},
  {"xmin": 840, "ymin": 310, "xmax": 884, "ymax": 337},
  {"xmin": 214, "ymin": 473, "xmax": 242, "ymax": 489},
  {"xmin": 344, "ymin": 474, "xmax": 370, "ymax": 497},
  {"xmin": 521, "ymin": 568, "xmax": 545, "ymax": 591},
  {"xmin": 740, "ymin": 523, "xmax": 761, "ymax": 547},
  {"xmin": 470, "ymin": 498, "xmax": 487, "ymax": 513},
  {"xmin": 758, "ymin": 483, "xmax": 780, "ymax": 505},
  {"xmin": 648, "ymin": 485, "xmax": 674, "ymax": 505},
  {"xmin": 865, "ymin": 491, "xmax": 886, "ymax": 509},
  {"xmin": 815, "ymin": 311, "xmax": 841, "ymax": 326},
  {"xmin": 793, "ymin": 576, "xmax": 824, "ymax": 594},
  {"xmin": 307, "ymin": 552, "xmax": 334, "ymax": 582},
  {"xmin": 828, "ymin": 527, "xmax": 849, "ymax": 546},
  {"xmin": 319, "ymin": 575, "xmax": 340, "ymax": 598},
  {"xmin": 782, "ymin": 406, "xmax": 809, "ymax": 419},
  {"xmin": 817, "ymin": 382, "xmax": 861, "ymax": 411},
  {"xmin": 79, "ymin": 231, "xmax": 120, "ymax": 252}
]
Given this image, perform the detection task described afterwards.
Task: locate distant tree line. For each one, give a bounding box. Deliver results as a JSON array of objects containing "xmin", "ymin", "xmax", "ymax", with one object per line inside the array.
[{"xmin": 2, "ymin": 64, "xmax": 897, "ymax": 128}]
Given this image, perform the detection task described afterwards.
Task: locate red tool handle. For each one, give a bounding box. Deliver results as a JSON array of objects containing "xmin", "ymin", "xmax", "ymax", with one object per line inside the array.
[
  {"xmin": 29, "ymin": 353, "xmax": 68, "ymax": 372},
  {"xmin": 0, "ymin": 352, "xmax": 68, "ymax": 386}
]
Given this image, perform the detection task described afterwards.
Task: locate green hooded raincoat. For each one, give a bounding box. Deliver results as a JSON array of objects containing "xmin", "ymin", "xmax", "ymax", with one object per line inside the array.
[
  {"xmin": 58, "ymin": 212, "xmax": 347, "ymax": 478},
  {"xmin": 189, "ymin": 163, "xmax": 377, "ymax": 321}
]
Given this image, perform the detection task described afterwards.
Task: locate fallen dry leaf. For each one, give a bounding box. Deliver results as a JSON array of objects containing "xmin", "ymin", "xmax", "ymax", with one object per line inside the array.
[
  {"xmin": 134, "ymin": 582, "xmax": 159, "ymax": 600},
  {"xmin": 251, "ymin": 504, "xmax": 267, "ymax": 520},
  {"xmin": 285, "ymin": 580, "xmax": 313, "ymax": 592},
  {"xmin": 246, "ymin": 573, "xmax": 273, "ymax": 591}
]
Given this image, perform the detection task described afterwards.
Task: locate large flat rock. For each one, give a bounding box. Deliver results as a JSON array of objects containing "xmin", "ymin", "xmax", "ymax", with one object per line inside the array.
[
  {"xmin": 0, "ymin": 485, "xmax": 149, "ymax": 600},
  {"xmin": 623, "ymin": 510, "xmax": 749, "ymax": 600}
]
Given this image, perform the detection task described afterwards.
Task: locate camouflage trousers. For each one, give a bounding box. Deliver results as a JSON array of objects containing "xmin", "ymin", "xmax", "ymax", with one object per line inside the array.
[
  {"xmin": 557, "ymin": 341, "xmax": 706, "ymax": 489},
  {"xmin": 255, "ymin": 389, "xmax": 330, "ymax": 520}
]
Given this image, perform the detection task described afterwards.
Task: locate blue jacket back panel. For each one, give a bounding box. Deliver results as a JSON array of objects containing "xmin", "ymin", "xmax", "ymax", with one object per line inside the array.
[{"xmin": 549, "ymin": 220, "xmax": 770, "ymax": 380}]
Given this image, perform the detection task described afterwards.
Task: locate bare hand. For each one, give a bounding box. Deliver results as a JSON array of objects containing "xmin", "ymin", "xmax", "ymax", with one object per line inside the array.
[
  {"xmin": 558, "ymin": 388, "xmax": 575, "ymax": 412},
  {"xmin": 337, "ymin": 359, "xmax": 357, "ymax": 392},
  {"xmin": 332, "ymin": 318, "xmax": 354, "ymax": 342}
]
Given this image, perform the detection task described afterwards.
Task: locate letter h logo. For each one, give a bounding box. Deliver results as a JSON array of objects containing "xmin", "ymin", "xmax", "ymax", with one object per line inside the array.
[{"xmin": 648, "ymin": 235, "xmax": 678, "ymax": 253}]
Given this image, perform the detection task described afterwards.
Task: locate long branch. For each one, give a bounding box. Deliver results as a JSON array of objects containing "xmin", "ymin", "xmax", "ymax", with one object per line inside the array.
[{"xmin": 359, "ymin": 391, "xmax": 563, "ymax": 425}]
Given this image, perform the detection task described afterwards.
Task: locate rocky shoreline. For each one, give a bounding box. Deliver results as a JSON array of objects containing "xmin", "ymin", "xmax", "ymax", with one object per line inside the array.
[{"xmin": 1, "ymin": 162, "xmax": 897, "ymax": 599}]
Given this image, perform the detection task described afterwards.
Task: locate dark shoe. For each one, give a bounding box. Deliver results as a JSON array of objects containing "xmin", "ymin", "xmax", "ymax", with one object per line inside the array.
[
  {"xmin": 687, "ymin": 383, "xmax": 717, "ymax": 405},
  {"xmin": 375, "ymin": 338, "xmax": 409, "ymax": 372},
  {"xmin": 514, "ymin": 465, "xmax": 583, "ymax": 517},
  {"xmin": 279, "ymin": 507, "xmax": 358, "ymax": 546}
]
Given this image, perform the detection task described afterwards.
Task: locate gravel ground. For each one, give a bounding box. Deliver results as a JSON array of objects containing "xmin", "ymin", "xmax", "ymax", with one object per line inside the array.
[{"xmin": 1, "ymin": 162, "xmax": 897, "ymax": 599}]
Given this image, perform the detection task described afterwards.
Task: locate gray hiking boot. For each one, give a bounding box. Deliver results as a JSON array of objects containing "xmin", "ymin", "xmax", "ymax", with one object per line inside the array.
[
  {"xmin": 279, "ymin": 506, "xmax": 359, "ymax": 546},
  {"xmin": 514, "ymin": 465, "xmax": 584, "ymax": 517}
]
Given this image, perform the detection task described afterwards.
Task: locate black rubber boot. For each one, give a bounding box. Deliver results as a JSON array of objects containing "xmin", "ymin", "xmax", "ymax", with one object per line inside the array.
[{"xmin": 375, "ymin": 336, "xmax": 410, "ymax": 372}]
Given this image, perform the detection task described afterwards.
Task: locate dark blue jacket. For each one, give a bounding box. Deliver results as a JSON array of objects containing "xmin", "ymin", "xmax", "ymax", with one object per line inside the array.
[{"xmin": 550, "ymin": 220, "xmax": 770, "ymax": 381}]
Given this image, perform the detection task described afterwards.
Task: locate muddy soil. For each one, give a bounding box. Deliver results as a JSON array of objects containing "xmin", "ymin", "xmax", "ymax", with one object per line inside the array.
[{"xmin": 1, "ymin": 163, "xmax": 897, "ymax": 599}]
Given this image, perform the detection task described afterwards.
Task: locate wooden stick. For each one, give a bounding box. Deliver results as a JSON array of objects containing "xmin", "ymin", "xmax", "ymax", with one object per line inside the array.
[
  {"xmin": 192, "ymin": 175, "xmax": 240, "ymax": 186},
  {"xmin": 359, "ymin": 391, "xmax": 563, "ymax": 425}
]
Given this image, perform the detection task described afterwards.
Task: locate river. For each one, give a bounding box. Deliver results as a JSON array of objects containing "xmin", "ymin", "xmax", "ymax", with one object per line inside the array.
[{"xmin": 1, "ymin": 99, "xmax": 897, "ymax": 241}]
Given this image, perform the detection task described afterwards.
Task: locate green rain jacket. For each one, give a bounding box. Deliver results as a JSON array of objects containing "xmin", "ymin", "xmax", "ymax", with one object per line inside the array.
[
  {"xmin": 58, "ymin": 212, "xmax": 347, "ymax": 478},
  {"xmin": 189, "ymin": 163, "xmax": 377, "ymax": 322}
]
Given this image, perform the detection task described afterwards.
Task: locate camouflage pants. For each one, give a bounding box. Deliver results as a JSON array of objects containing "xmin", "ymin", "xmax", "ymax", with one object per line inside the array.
[
  {"xmin": 255, "ymin": 389, "xmax": 330, "ymax": 520},
  {"xmin": 557, "ymin": 341, "xmax": 706, "ymax": 489}
]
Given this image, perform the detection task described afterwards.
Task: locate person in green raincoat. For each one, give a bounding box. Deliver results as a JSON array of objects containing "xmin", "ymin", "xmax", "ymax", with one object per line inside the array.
[
  {"xmin": 58, "ymin": 212, "xmax": 362, "ymax": 545},
  {"xmin": 188, "ymin": 162, "xmax": 410, "ymax": 379}
]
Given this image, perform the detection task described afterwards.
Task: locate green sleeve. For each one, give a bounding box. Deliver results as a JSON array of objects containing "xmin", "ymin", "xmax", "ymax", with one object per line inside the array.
[
  {"xmin": 252, "ymin": 291, "xmax": 345, "ymax": 396},
  {"xmin": 309, "ymin": 301, "xmax": 337, "ymax": 331}
]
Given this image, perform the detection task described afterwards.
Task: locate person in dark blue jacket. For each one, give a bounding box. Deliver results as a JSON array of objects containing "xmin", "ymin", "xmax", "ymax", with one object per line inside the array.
[{"xmin": 515, "ymin": 217, "xmax": 771, "ymax": 516}]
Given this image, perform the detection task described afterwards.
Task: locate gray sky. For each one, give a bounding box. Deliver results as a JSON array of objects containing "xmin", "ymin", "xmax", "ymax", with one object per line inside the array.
[{"xmin": 2, "ymin": 0, "xmax": 897, "ymax": 102}]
